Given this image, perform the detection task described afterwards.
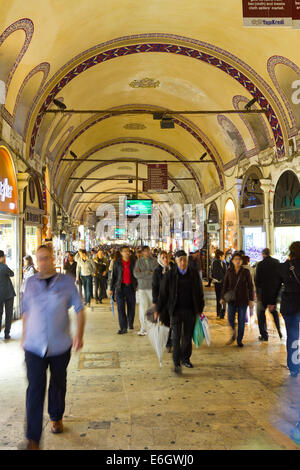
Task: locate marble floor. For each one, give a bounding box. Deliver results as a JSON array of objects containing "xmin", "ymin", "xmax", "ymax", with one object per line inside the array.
[{"xmin": 0, "ymin": 288, "xmax": 299, "ymax": 450}]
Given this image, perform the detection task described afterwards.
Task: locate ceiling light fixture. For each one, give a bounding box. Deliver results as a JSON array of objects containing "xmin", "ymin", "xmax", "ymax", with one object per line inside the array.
[
  {"xmin": 160, "ymin": 117, "xmax": 175, "ymax": 129},
  {"xmin": 244, "ymin": 97, "xmax": 257, "ymax": 110},
  {"xmin": 70, "ymin": 150, "xmax": 78, "ymax": 159},
  {"xmin": 53, "ymin": 98, "xmax": 67, "ymax": 110}
]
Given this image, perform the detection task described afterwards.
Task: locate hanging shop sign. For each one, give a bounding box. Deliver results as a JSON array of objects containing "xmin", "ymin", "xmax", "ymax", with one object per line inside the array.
[
  {"xmin": 0, "ymin": 147, "xmax": 18, "ymax": 214},
  {"xmin": 294, "ymin": 1, "xmax": 300, "ymax": 28},
  {"xmin": 240, "ymin": 205, "xmax": 264, "ymax": 226},
  {"xmin": 147, "ymin": 164, "xmax": 168, "ymax": 190},
  {"xmin": 207, "ymin": 223, "xmax": 220, "ymax": 233},
  {"xmin": 242, "ymin": 0, "xmax": 292, "ymax": 27}
]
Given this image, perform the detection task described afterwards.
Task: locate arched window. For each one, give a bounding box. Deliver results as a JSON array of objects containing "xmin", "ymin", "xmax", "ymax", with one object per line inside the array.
[
  {"xmin": 207, "ymin": 202, "xmax": 219, "ymax": 223},
  {"xmin": 274, "ymin": 171, "xmax": 300, "ymax": 227},
  {"xmin": 274, "ymin": 171, "xmax": 300, "ymax": 210},
  {"xmin": 241, "ymin": 174, "xmax": 263, "ymax": 208}
]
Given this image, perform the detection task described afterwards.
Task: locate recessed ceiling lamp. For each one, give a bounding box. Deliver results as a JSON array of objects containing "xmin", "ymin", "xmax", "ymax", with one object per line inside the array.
[{"xmin": 53, "ymin": 98, "xmax": 67, "ymax": 110}]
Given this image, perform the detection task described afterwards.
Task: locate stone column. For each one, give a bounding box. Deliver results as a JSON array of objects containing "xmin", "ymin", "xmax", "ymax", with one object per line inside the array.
[{"xmin": 260, "ymin": 179, "xmax": 274, "ymax": 253}]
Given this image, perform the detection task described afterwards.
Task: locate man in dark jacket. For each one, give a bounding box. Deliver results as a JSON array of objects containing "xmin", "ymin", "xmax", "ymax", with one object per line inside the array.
[
  {"xmin": 255, "ymin": 248, "xmax": 282, "ymax": 341},
  {"xmin": 156, "ymin": 250, "xmax": 205, "ymax": 374},
  {"xmin": 109, "ymin": 245, "xmax": 137, "ymax": 334},
  {"xmin": 211, "ymin": 250, "xmax": 227, "ymax": 319},
  {"xmin": 0, "ymin": 250, "xmax": 16, "ymax": 340}
]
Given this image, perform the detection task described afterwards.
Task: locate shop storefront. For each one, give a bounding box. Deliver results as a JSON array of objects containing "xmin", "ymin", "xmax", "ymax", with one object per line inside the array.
[
  {"xmin": 223, "ymin": 198, "xmax": 238, "ymax": 253},
  {"xmin": 274, "ymin": 170, "xmax": 300, "ymax": 261},
  {"xmin": 23, "ymin": 175, "xmax": 44, "ymax": 264},
  {"xmin": 0, "ymin": 146, "xmax": 20, "ymax": 318},
  {"xmin": 207, "ymin": 202, "xmax": 220, "ymax": 258},
  {"xmin": 240, "ymin": 171, "xmax": 266, "ymax": 264}
]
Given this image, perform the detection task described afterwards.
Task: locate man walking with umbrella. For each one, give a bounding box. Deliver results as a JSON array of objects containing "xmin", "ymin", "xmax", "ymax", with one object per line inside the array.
[{"xmin": 155, "ymin": 250, "xmax": 205, "ymax": 374}]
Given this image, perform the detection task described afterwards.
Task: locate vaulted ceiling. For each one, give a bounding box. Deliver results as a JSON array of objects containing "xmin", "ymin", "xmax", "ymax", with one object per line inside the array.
[{"xmin": 1, "ymin": 0, "xmax": 299, "ymax": 220}]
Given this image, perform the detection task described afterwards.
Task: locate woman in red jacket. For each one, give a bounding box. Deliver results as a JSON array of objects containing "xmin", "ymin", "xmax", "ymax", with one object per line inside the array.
[{"xmin": 220, "ymin": 251, "xmax": 254, "ymax": 347}]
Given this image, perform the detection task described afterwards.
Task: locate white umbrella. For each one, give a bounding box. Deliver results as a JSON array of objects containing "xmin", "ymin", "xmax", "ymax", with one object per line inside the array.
[{"xmin": 146, "ymin": 321, "xmax": 170, "ymax": 368}]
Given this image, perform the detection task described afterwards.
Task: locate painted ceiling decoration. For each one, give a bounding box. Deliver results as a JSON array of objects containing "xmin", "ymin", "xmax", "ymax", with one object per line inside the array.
[
  {"xmin": 129, "ymin": 77, "xmax": 160, "ymax": 88},
  {"xmin": 1, "ymin": 3, "xmax": 299, "ymax": 216},
  {"xmin": 27, "ymin": 38, "xmax": 286, "ymax": 161}
]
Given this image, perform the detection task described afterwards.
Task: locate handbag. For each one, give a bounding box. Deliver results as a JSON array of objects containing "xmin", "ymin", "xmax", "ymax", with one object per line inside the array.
[{"xmin": 223, "ymin": 271, "xmax": 241, "ymax": 303}]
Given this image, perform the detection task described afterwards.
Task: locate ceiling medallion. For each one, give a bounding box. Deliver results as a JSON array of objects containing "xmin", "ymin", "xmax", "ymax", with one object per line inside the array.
[
  {"xmin": 129, "ymin": 77, "xmax": 160, "ymax": 88},
  {"xmin": 121, "ymin": 148, "xmax": 139, "ymax": 152},
  {"xmin": 123, "ymin": 123, "xmax": 146, "ymax": 130}
]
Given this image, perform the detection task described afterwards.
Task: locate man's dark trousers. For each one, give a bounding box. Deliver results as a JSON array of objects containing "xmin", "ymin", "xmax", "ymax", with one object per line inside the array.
[
  {"xmin": 257, "ymin": 301, "xmax": 282, "ymax": 339},
  {"xmin": 214, "ymin": 282, "xmax": 225, "ymax": 318},
  {"xmin": 25, "ymin": 348, "xmax": 71, "ymax": 444},
  {"xmin": 95, "ymin": 276, "xmax": 106, "ymax": 301},
  {"xmin": 171, "ymin": 310, "xmax": 195, "ymax": 366},
  {"xmin": 116, "ymin": 284, "xmax": 136, "ymax": 331},
  {"xmin": 0, "ymin": 297, "xmax": 14, "ymax": 337}
]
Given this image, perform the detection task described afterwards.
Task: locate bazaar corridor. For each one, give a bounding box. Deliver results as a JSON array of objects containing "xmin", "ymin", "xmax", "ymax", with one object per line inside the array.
[{"xmin": 0, "ymin": 289, "xmax": 299, "ymax": 451}]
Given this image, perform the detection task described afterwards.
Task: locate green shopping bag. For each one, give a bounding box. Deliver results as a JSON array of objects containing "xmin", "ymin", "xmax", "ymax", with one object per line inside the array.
[{"xmin": 193, "ymin": 315, "xmax": 204, "ymax": 348}]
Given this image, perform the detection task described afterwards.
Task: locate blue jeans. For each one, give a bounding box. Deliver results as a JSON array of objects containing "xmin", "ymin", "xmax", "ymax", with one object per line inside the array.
[
  {"xmin": 227, "ymin": 303, "xmax": 248, "ymax": 344},
  {"xmin": 283, "ymin": 313, "xmax": 300, "ymax": 374},
  {"xmin": 81, "ymin": 275, "xmax": 92, "ymax": 304}
]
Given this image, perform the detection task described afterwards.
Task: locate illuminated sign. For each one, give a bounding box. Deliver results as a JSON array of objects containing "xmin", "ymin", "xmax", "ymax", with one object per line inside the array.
[
  {"xmin": 0, "ymin": 178, "xmax": 13, "ymax": 202},
  {"xmin": 0, "ymin": 147, "xmax": 18, "ymax": 214}
]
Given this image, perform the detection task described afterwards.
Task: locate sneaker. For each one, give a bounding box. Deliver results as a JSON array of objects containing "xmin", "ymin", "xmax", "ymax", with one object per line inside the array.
[
  {"xmin": 138, "ymin": 330, "xmax": 147, "ymax": 336},
  {"xmin": 182, "ymin": 360, "xmax": 194, "ymax": 368}
]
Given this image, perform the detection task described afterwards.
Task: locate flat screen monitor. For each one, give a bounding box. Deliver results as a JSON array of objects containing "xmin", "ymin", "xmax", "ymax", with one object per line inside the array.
[
  {"xmin": 125, "ymin": 199, "xmax": 152, "ymax": 217},
  {"xmin": 115, "ymin": 228, "xmax": 126, "ymax": 238}
]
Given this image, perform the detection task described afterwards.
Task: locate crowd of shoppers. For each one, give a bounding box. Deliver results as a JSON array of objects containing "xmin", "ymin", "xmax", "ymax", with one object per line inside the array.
[{"xmin": 0, "ymin": 239, "xmax": 299, "ymax": 448}]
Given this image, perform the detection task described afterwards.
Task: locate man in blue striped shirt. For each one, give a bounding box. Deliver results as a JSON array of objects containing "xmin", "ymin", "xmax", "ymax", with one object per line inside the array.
[{"xmin": 21, "ymin": 244, "xmax": 85, "ymax": 450}]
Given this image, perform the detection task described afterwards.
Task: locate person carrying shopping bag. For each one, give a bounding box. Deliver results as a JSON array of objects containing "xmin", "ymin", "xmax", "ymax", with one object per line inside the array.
[
  {"xmin": 134, "ymin": 246, "xmax": 158, "ymax": 336},
  {"xmin": 155, "ymin": 250, "xmax": 205, "ymax": 374}
]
